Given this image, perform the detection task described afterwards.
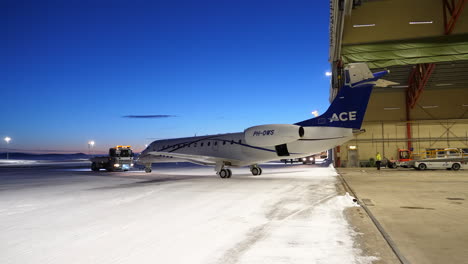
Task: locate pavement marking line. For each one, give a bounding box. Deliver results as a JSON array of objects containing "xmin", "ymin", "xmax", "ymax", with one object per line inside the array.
[{"xmin": 337, "ymin": 171, "xmax": 411, "ymax": 264}]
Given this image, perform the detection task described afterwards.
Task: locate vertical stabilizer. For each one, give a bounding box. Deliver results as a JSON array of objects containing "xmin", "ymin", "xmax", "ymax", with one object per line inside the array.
[{"xmin": 296, "ymin": 63, "xmax": 388, "ymax": 129}]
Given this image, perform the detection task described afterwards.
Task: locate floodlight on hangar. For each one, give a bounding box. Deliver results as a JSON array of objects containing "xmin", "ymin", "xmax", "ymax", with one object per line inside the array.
[
  {"xmin": 421, "ymin": 105, "xmax": 439, "ymax": 109},
  {"xmin": 409, "ymin": 21, "xmax": 433, "ymax": 24},
  {"xmin": 391, "ymin": 85, "xmax": 409, "ymax": 89},
  {"xmin": 384, "ymin": 107, "xmax": 401, "ymax": 110},
  {"xmin": 353, "ymin": 24, "xmax": 376, "ymax": 27}
]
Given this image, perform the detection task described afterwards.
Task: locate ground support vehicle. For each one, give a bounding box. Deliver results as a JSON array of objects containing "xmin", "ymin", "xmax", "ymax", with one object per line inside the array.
[
  {"xmin": 90, "ymin": 146, "xmax": 134, "ymax": 172},
  {"xmin": 413, "ymin": 158, "xmax": 465, "ymax": 171},
  {"xmin": 412, "ymin": 148, "xmax": 466, "ymax": 171},
  {"xmin": 386, "ymin": 149, "xmax": 412, "ymax": 168}
]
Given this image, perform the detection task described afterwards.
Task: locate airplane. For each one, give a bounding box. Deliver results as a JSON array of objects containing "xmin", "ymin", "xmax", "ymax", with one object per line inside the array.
[{"xmin": 137, "ymin": 63, "xmax": 389, "ymax": 178}]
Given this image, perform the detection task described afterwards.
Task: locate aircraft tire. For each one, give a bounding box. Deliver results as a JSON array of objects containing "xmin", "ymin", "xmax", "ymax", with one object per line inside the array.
[
  {"xmin": 219, "ymin": 169, "xmax": 228, "ymax": 178},
  {"xmin": 258, "ymin": 167, "xmax": 263, "ymax": 175},
  {"xmin": 251, "ymin": 167, "xmax": 260, "ymax": 176},
  {"xmin": 226, "ymin": 169, "xmax": 232, "ymax": 178},
  {"xmin": 452, "ymin": 163, "xmax": 461, "ymax": 171},
  {"xmin": 145, "ymin": 167, "xmax": 152, "ymax": 173}
]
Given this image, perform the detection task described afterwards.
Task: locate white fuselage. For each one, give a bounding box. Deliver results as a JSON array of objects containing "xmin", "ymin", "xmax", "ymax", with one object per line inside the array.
[{"xmin": 138, "ymin": 127, "xmax": 353, "ymax": 167}]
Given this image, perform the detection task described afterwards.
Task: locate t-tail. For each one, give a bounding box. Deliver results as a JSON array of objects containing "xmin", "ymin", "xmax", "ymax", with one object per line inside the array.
[{"xmin": 295, "ymin": 63, "xmax": 389, "ymax": 129}]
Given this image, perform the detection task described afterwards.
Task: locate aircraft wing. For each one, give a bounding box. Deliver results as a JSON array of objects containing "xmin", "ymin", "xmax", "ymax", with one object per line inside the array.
[{"xmin": 147, "ymin": 151, "xmax": 244, "ymax": 166}]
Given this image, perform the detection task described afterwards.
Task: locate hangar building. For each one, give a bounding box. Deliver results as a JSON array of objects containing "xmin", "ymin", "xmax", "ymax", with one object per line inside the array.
[{"xmin": 329, "ymin": 0, "xmax": 468, "ymax": 167}]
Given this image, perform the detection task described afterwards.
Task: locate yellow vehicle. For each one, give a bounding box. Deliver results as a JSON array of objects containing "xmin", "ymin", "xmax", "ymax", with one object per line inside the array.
[{"xmin": 90, "ymin": 146, "xmax": 134, "ymax": 172}]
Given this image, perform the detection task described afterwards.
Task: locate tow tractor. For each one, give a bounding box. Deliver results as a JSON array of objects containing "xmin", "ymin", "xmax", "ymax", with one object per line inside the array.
[
  {"xmin": 90, "ymin": 146, "xmax": 134, "ymax": 172},
  {"xmin": 387, "ymin": 149, "xmax": 412, "ymax": 168}
]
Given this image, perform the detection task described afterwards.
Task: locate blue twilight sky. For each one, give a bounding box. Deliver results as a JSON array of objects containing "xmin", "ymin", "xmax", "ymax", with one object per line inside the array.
[{"xmin": 2, "ymin": 0, "xmax": 331, "ymax": 154}]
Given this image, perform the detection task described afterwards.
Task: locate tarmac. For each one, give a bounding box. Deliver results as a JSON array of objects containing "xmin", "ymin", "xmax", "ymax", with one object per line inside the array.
[
  {"xmin": 337, "ymin": 167, "xmax": 468, "ymax": 264},
  {"xmin": 2, "ymin": 161, "xmax": 467, "ymax": 264},
  {"xmin": 0, "ymin": 162, "xmax": 374, "ymax": 264}
]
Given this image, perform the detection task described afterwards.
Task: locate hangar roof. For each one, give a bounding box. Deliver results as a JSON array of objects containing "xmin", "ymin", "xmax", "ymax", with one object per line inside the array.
[{"xmin": 329, "ymin": 0, "xmax": 468, "ymax": 120}]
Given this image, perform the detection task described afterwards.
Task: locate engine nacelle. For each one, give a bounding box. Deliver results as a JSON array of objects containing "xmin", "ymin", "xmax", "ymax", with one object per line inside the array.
[{"xmin": 244, "ymin": 124, "xmax": 304, "ymax": 147}]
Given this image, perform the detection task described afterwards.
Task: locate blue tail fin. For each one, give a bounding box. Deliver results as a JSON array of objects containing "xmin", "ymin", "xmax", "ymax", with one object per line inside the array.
[{"xmin": 295, "ymin": 63, "xmax": 388, "ymax": 129}]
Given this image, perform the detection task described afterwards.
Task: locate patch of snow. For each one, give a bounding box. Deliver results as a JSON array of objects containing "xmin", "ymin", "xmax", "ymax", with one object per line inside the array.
[
  {"xmin": 0, "ymin": 164, "xmax": 378, "ymax": 264},
  {"xmin": 0, "ymin": 159, "xmax": 38, "ymax": 165}
]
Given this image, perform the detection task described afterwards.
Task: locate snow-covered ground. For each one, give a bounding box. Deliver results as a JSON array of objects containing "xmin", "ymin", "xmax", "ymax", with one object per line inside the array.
[
  {"xmin": 0, "ymin": 159, "xmax": 89, "ymax": 167},
  {"xmin": 0, "ymin": 164, "xmax": 376, "ymax": 264},
  {"xmin": 0, "ymin": 159, "xmax": 39, "ymax": 165}
]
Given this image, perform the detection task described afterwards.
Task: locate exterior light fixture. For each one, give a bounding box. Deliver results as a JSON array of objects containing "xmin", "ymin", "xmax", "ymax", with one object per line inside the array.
[
  {"xmin": 88, "ymin": 140, "xmax": 95, "ymax": 155},
  {"xmin": 4, "ymin": 137, "xmax": 11, "ymax": 160},
  {"xmin": 325, "ymin": 71, "xmax": 332, "ymax": 76},
  {"xmin": 422, "ymin": 105, "xmax": 439, "ymax": 109},
  {"xmin": 353, "ymin": 24, "xmax": 376, "ymax": 27},
  {"xmin": 409, "ymin": 21, "xmax": 433, "ymax": 25}
]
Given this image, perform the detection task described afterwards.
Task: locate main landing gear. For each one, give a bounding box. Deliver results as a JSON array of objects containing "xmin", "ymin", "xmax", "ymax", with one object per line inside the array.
[
  {"xmin": 215, "ymin": 161, "xmax": 232, "ymax": 179},
  {"xmin": 215, "ymin": 162, "xmax": 263, "ymax": 178},
  {"xmin": 218, "ymin": 168, "xmax": 232, "ymax": 179},
  {"xmin": 145, "ymin": 164, "xmax": 152, "ymax": 173},
  {"xmin": 250, "ymin": 165, "xmax": 263, "ymax": 176}
]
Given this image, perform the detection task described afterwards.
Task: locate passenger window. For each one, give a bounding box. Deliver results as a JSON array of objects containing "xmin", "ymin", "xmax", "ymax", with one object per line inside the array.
[
  {"xmin": 214, "ymin": 141, "xmax": 217, "ymax": 146},
  {"xmin": 201, "ymin": 143, "xmax": 204, "ymax": 147},
  {"xmin": 208, "ymin": 142, "xmax": 211, "ymax": 146},
  {"xmin": 223, "ymin": 141, "xmax": 226, "ymax": 145},
  {"xmin": 238, "ymin": 139, "xmax": 242, "ymax": 144}
]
